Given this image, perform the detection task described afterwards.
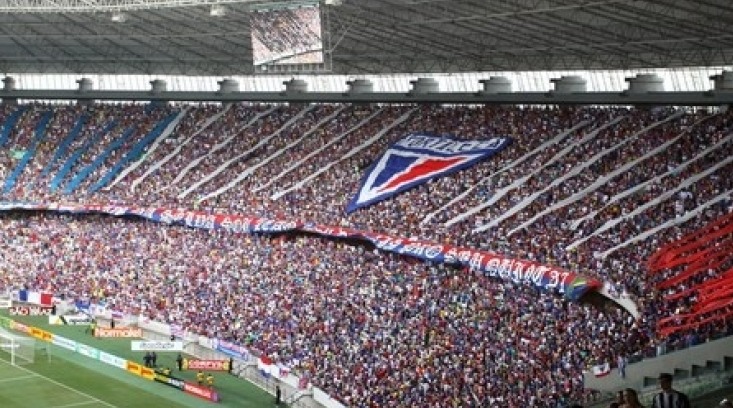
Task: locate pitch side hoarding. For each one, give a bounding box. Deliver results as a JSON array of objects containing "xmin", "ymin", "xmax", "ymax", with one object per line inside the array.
[
  {"xmin": 131, "ymin": 341, "xmax": 184, "ymax": 351},
  {"xmin": 95, "ymin": 327, "xmax": 143, "ymax": 338},
  {"xmin": 182, "ymin": 359, "xmax": 231, "ymax": 372}
]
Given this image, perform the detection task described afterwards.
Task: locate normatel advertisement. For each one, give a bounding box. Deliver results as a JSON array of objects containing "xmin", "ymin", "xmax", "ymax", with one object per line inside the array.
[
  {"xmin": 94, "ymin": 327, "xmax": 143, "ymax": 338},
  {"xmin": 0, "ymin": 299, "xmax": 11, "ymax": 309},
  {"xmin": 183, "ymin": 359, "xmax": 231, "ymax": 372}
]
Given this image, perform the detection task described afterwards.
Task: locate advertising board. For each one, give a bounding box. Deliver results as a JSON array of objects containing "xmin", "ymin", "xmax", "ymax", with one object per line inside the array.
[
  {"xmin": 130, "ymin": 340, "xmax": 183, "ymax": 351},
  {"xmin": 183, "ymin": 359, "xmax": 231, "ymax": 372},
  {"xmin": 9, "ymin": 306, "xmax": 54, "ymax": 316},
  {"xmin": 94, "ymin": 327, "xmax": 143, "ymax": 338}
]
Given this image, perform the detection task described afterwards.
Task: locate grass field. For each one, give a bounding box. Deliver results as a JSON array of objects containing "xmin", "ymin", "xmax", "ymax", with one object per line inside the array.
[
  {"xmin": 0, "ymin": 312, "xmax": 285, "ymax": 408},
  {"xmin": 0, "ymin": 355, "xmax": 188, "ymax": 408}
]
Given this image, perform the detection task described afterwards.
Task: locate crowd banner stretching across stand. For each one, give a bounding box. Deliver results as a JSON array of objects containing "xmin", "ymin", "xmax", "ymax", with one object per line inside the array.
[{"xmin": 0, "ymin": 202, "xmax": 602, "ymax": 301}]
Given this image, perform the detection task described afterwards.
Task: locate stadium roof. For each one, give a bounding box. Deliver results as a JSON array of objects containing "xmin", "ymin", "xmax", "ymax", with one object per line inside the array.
[{"xmin": 0, "ymin": 0, "xmax": 732, "ymax": 76}]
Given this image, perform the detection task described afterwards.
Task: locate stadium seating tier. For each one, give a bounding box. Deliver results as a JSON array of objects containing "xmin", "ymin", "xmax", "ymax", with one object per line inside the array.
[{"xmin": 1, "ymin": 102, "xmax": 732, "ymax": 408}]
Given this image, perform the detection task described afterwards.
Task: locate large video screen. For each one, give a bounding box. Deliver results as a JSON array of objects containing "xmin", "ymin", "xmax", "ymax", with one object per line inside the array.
[{"xmin": 250, "ymin": 1, "xmax": 324, "ymax": 67}]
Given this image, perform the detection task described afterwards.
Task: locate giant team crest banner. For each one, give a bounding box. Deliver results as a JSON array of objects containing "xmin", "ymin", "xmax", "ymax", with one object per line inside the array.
[
  {"xmin": 0, "ymin": 201, "xmax": 599, "ymax": 301},
  {"xmin": 346, "ymin": 134, "xmax": 513, "ymax": 213}
]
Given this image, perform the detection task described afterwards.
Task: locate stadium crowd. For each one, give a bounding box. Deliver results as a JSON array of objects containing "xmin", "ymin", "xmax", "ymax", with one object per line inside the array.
[
  {"xmin": 250, "ymin": 5, "xmax": 323, "ymax": 65},
  {"xmin": 12, "ymin": 105, "xmax": 86, "ymax": 193},
  {"xmin": 1, "ymin": 102, "xmax": 732, "ymax": 407}
]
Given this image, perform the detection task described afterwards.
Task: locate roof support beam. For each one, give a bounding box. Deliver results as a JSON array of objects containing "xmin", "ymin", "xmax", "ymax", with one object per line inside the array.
[
  {"xmin": 0, "ymin": 0, "xmax": 260, "ymax": 13},
  {"xmin": 2, "ymin": 88, "xmax": 732, "ymax": 105}
]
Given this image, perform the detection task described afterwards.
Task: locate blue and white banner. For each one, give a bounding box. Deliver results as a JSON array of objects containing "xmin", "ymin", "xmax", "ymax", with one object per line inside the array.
[
  {"xmin": 346, "ymin": 134, "xmax": 512, "ymax": 213},
  {"xmin": 211, "ymin": 338, "xmax": 251, "ymax": 361},
  {"xmin": 75, "ymin": 300, "xmax": 91, "ymax": 314}
]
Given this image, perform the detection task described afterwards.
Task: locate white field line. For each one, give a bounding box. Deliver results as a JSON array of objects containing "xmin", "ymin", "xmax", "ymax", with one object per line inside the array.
[
  {"xmin": 0, "ymin": 374, "xmax": 38, "ymax": 383},
  {"xmin": 51, "ymin": 401, "xmax": 103, "ymax": 408},
  {"xmin": 0, "ymin": 359, "xmax": 118, "ymax": 408}
]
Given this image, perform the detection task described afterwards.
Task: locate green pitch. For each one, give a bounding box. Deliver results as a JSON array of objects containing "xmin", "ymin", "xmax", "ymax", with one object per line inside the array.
[
  {"xmin": 0, "ymin": 356, "xmax": 190, "ymax": 408},
  {"xmin": 0, "ymin": 312, "xmax": 287, "ymax": 408}
]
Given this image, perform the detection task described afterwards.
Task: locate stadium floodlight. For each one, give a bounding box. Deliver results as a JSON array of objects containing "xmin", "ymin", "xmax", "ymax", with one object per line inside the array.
[
  {"xmin": 0, "ymin": 0, "xmax": 264, "ymax": 14},
  {"xmin": 0, "ymin": 328, "xmax": 36, "ymax": 366}
]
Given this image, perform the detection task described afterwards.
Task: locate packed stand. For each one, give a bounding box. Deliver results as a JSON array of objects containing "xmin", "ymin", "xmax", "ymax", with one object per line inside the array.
[
  {"xmin": 229, "ymin": 104, "xmax": 400, "ymax": 214},
  {"xmin": 453, "ymin": 110, "xmax": 733, "ymax": 366},
  {"xmin": 0, "ymin": 103, "xmax": 732, "ymax": 407},
  {"xmin": 1, "ymin": 103, "xmax": 175, "ymax": 203},
  {"xmin": 11, "ymin": 105, "xmax": 88, "ymax": 197},
  {"xmin": 32, "ymin": 104, "xmax": 126, "ymax": 202},
  {"xmin": 106, "ymin": 103, "xmax": 224, "ymax": 202},
  {"xmin": 0, "ymin": 103, "xmax": 20, "ymax": 180},
  {"xmin": 182, "ymin": 104, "xmax": 344, "ymax": 201},
  {"xmin": 0, "ymin": 104, "xmax": 55, "ymax": 190},
  {"xmin": 70, "ymin": 104, "xmax": 176, "ymax": 195},
  {"xmin": 0, "ymin": 212, "xmax": 603, "ymax": 407},
  {"xmin": 156, "ymin": 104, "xmax": 305, "ymax": 204},
  {"xmin": 112, "ymin": 103, "xmax": 273, "ymax": 206}
]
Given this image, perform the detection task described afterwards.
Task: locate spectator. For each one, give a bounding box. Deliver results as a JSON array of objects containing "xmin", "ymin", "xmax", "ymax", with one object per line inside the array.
[
  {"xmin": 620, "ymin": 388, "xmax": 643, "ymax": 408},
  {"xmin": 651, "ymin": 373, "xmax": 691, "ymax": 408},
  {"xmin": 144, "ymin": 352, "xmax": 152, "ymax": 368},
  {"xmin": 617, "ymin": 354, "xmax": 627, "ymax": 379},
  {"xmin": 1, "ymin": 103, "xmax": 732, "ymax": 408}
]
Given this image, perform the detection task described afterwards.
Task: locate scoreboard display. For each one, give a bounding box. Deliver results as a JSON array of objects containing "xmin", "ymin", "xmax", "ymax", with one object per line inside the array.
[{"xmin": 250, "ymin": 1, "xmax": 325, "ymax": 71}]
